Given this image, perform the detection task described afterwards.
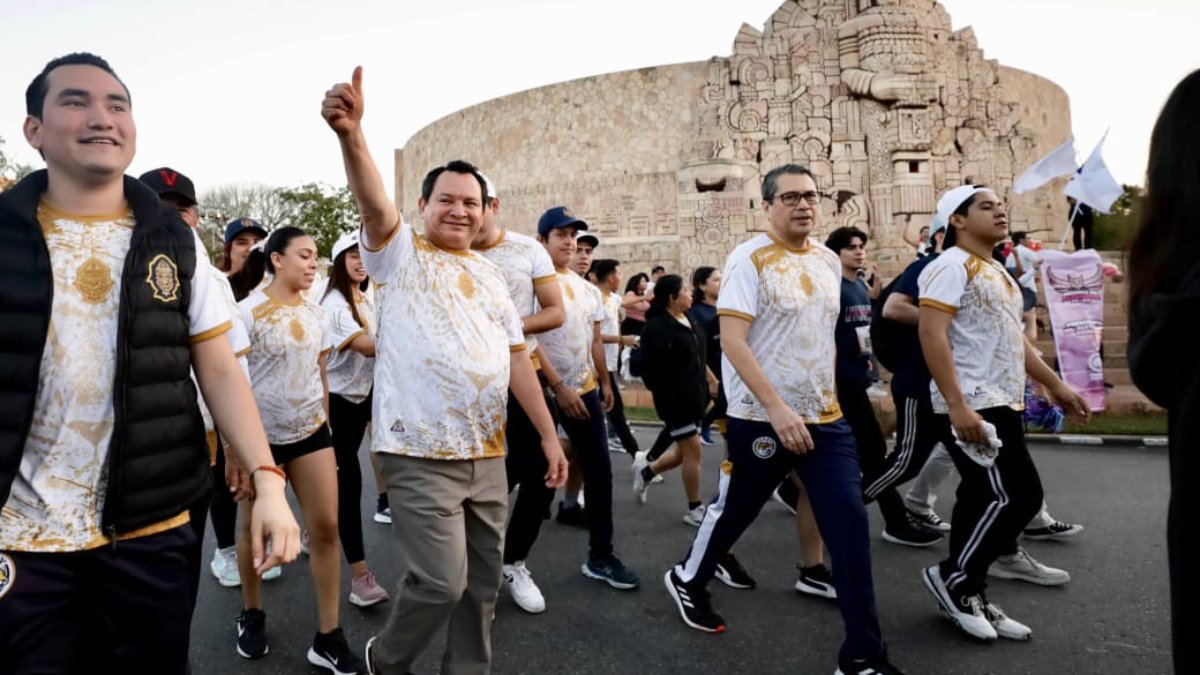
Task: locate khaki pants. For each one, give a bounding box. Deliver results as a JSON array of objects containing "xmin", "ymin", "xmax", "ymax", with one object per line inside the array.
[{"xmin": 372, "ymin": 455, "xmax": 507, "ymax": 675}]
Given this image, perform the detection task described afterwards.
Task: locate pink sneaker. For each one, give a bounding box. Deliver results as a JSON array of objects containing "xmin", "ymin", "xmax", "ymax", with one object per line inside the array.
[{"xmin": 349, "ymin": 570, "xmax": 390, "ymax": 607}]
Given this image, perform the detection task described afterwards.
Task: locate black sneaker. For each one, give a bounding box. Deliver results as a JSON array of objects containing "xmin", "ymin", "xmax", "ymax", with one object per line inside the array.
[
  {"xmin": 882, "ymin": 515, "xmax": 944, "ymax": 547},
  {"xmin": 836, "ymin": 655, "xmax": 907, "ymax": 675},
  {"xmin": 772, "ymin": 478, "xmax": 800, "ymax": 515},
  {"xmin": 664, "ymin": 570, "xmax": 726, "ymax": 633},
  {"xmin": 582, "ymin": 554, "xmax": 640, "ymax": 590},
  {"xmin": 236, "ymin": 608, "xmax": 268, "ymax": 659},
  {"xmin": 794, "ymin": 563, "xmax": 837, "ymax": 599},
  {"xmin": 1023, "ymin": 520, "xmax": 1084, "ymax": 540},
  {"xmin": 307, "ymin": 627, "xmax": 368, "ymax": 675},
  {"xmin": 714, "ymin": 552, "xmax": 756, "ymax": 590},
  {"xmin": 906, "ymin": 507, "xmax": 951, "ymax": 533},
  {"xmin": 556, "ymin": 502, "xmax": 587, "ymax": 528}
]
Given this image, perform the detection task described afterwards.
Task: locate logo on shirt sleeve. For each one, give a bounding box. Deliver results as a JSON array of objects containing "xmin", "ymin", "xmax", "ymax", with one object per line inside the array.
[
  {"xmin": 0, "ymin": 553, "xmax": 14, "ymax": 601},
  {"xmin": 146, "ymin": 254, "xmax": 180, "ymax": 303}
]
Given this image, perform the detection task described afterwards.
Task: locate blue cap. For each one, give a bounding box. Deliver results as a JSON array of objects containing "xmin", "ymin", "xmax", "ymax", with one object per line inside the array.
[
  {"xmin": 224, "ymin": 217, "xmax": 267, "ymax": 245},
  {"xmin": 537, "ymin": 206, "xmax": 588, "ymax": 238}
]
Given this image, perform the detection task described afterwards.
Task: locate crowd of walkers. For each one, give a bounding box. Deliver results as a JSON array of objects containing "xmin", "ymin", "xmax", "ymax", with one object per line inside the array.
[{"xmin": 0, "ymin": 51, "xmax": 1192, "ymax": 675}]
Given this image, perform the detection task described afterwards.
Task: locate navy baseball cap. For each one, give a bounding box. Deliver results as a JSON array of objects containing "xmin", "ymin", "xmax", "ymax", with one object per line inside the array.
[
  {"xmin": 224, "ymin": 217, "xmax": 267, "ymax": 244},
  {"xmin": 537, "ymin": 206, "xmax": 588, "ymax": 238},
  {"xmin": 139, "ymin": 167, "xmax": 197, "ymax": 206}
]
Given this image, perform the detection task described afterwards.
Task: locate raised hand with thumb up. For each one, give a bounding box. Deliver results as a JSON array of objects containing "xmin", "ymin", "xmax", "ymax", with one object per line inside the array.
[{"xmin": 322, "ymin": 66, "xmax": 364, "ymax": 136}]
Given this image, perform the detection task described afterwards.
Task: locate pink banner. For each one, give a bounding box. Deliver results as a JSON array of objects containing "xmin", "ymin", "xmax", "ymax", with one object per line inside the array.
[{"xmin": 1039, "ymin": 250, "xmax": 1107, "ymax": 411}]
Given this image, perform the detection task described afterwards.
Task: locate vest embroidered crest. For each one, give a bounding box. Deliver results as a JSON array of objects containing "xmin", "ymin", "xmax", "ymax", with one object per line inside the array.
[{"xmin": 146, "ymin": 254, "xmax": 180, "ymax": 302}]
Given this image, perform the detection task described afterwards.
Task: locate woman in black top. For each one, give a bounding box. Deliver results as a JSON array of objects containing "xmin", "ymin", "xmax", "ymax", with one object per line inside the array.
[
  {"xmin": 688, "ymin": 266, "xmax": 725, "ymax": 445},
  {"xmin": 1127, "ymin": 68, "xmax": 1200, "ymax": 675},
  {"xmin": 630, "ymin": 275, "xmax": 717, "ymax": 527}
]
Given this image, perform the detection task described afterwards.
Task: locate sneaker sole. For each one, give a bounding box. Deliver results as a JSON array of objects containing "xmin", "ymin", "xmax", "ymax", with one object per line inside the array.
[
  {"xmin": 212, "ymin": 571, "xmax": 241, "ymax": 588},
  {"xmin": 365, "ymin": 636, "xmax": 378, "ymax": 675},
  {"xmin": 921, "ymin": 567, "xmax": 997, "ymax": 641},
  {"xmin": 306, "ymin": 646, "xmax": 361, "ymax": 675},
  {"xmin": 994, "ymin": 623, "xmax": 1033, "ymax": 641},
  {"xmin": 882, "ymin": 530, "xmax": 943, "ymax": 548},
  {"xmin": 713, "ymin": 566, "xmax": 754, "ymax": 590},
  {"xmin": 349, "ymin": 592, "xmax": 389, "ymax": 608},
  {"xmin": 372, "ymin": 514, "xmax": 392, "ymax": 524},
  {"xmin": 580, "ymin": 563, "xmax": 639, "ymax": 590},
  {"xmin": 663, "ymin": 571, "xmax": 725, "ymax": 634},
  {"xmin": 794, "ymin": 580, "xmax": 837, "ymax": 600},
  {"xmin": 1022, "ymin": 526, "xmax": 1083, "ymax": 540},
  {"xmin": 262, "ymin": 566, "xmax": 281, "ymax": 581},
  {"xmin": 236, "ymin": 643, "xmax": 268, "ymax": 659},
  {"xmin": 682, "ymin": 516, "xmax": 703, "ymax": 527},
  {"xmin": 987, "ymin": 568, "xmax": 1071, "ymax": 586}
]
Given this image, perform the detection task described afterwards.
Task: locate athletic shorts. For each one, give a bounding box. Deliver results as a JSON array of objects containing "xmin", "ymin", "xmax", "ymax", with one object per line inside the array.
[{"xmin": 269, "ymin": 424, "xmax": 332, "ymax": 465}]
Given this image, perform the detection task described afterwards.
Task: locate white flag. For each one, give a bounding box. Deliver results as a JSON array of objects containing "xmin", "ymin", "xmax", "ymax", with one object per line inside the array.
[
  {"xmin": 1013, "ymin": 137, "xmax": 1078, "ymax": 193},
  {"xmin": 1063, "ymin": 132, "xmax": 1123, "ymax": 214}
]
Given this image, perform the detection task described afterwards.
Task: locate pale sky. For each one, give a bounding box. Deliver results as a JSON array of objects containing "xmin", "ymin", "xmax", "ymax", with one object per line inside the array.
[{"xmin": 3, "ymin": 0, "xmax": 1197, "ymax": 197}]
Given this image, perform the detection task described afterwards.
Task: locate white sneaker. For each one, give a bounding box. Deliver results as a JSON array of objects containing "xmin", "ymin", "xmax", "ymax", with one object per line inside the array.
[
  {"xmin": 262, "ymin": 563, "xmax": 282, "ymax": 581},
  {"xmin": 866, "ymin": 384, "xmax": 889, "ymax": 398},
  {"xmin": 921, "ymin": 565, "xmax": 997, "ymax": 640},
  {"xmin": 989, "ymin": 548, "xmax": 1070, "ymax": 586},
  {"xmin": 682, "ymin": 504, "xmax": 706, "ymax": 527},
  {"xmin": 210, "ymin": 546, "xmax": 241, "ymax": 587},
  {"xmin": 984, "ymin": 599, "xmax": 1032, "ymax": 640},
  {"xmin": 373, "ymin": 507, "xmax": 392, "ymax": 524},
  {"xmin": 502, "ymin": 562, "xmax": 546, "ymax": 614},
  {"xmin": 631, "ymin": 452, "xmax": 650, "ymax": 504},
  {"xmin": 651, "ymin": 474, "xmax": 665, "ymax": 484}
]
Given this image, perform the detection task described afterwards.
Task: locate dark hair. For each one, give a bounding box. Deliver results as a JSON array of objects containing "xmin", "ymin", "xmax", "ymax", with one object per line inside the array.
[
  {"xmin": 1011, "ymin": 231, "xmax": 1028, "ymax": 245},
  {"xmin": 692, "ymin": 266, "xmax": 717, "ymax": 300},
  {"xmin": 625, "ymin": 272, "xmax": 649, "ymax": 295},
  {"xmin": 26, "ymin": 53, "xmax": 130, "ymax": 119},
  {"xmin": 591, "ymin": 258, "xmax": 620, "ymax": 283},
  {"xmin": 420, "ymin": 159, "xmax": 488, "ymax": 204},
  {"xmin": 651, "ymin": 265, "xmax": 665, "ymax": 274},
  {"xmin": 942, "ymin": 184, "xmax": 988, "ymax": 250},
  {"xmin": 762, "ymin": 163, "xmax": 815, "ymax": 202},
  {"xmin": 648, "ymin": 274, "xmax": 684, "ymax": 316},
  {"xmin": 323, "ymin": 246, "xmax": 367, "ymax": 328},
  {"xmin": 1129, "ymin": 69, "xmax": 1200, "ymax": 314},
  {"xmin": 825, "ymin": 226, "xmax": 868, "ymax": 253},
  {"xmin": 229, "ymin": 226, "xmax": 308, "ymax": 301}
]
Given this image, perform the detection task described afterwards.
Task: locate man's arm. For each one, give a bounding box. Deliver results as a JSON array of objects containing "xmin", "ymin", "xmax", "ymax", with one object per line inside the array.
[
  {"xmin": 534, "ymin": 343, "xmax": 587, "ymax": 419},
  {"xmin": 720, "ymin": 316, "xmax": 813, "ymax": 452},
  {"xmin": 918, "ymin": 307, "xmax": 986, "ymax": 443},
  {"xmin": 191, "ymin": 336, "xmax": 300, "ymax": 572},
  {"xmin": 882, "ymin": 291, "xmax": 920, "ymax": 326},
  {"xmin": 510, "ymin": 352, "xmax": 567, "ymax": 488},
  {"xmin": 591, "ymin": 321, "xmax": 614, "ymax": 411},
  {"xmin": 525, "ymin": 280, "xmax": 565, "ymax": 336},
  {"xmin": 322, "ymin": 67, "xmax": 399, "ymax": 248}
]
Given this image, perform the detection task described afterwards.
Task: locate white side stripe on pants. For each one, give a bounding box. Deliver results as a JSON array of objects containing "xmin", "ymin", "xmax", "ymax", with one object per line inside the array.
[
  {"xmin": 946, "ymin": 462, "xmax": 1010, "ymax": 590},
  {"xmin": 675, "ymin": 468, "xmax": 731, "ymax": 583},
  {"xmin": 865, "ymin": 397, "xmax": 917, "ymax": 500}
]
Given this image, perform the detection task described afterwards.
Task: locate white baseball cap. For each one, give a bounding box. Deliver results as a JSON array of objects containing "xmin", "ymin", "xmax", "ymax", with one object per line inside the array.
[
  {"xmin": 480, "ymin": 172, "xmax": 497, "ymax": 201},
  {"xmin": 935, "ymin": 185, "xmax": 990, "ymax": 231},
  {"xmin": 331, "ymin": 230, "xmax": 360, "ymax": 260}
]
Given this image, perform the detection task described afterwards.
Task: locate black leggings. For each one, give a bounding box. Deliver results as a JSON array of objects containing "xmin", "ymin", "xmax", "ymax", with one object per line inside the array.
[
  {"xmin": 330, "ymin": 391, "xmax": 372, "ymax": 566},
  {"xmin": 210, "ymin": 446, "xmax": 237, "ymax": 549}
]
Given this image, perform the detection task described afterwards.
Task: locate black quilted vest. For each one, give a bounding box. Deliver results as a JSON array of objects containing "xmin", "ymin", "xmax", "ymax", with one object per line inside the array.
[{"xmin": 0, "ymin": 170, "xmax": 210, "ymax": 536}]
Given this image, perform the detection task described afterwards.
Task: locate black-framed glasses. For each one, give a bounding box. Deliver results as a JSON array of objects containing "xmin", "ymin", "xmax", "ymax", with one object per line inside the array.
[{"xmin": 774, "ymin": 191, "xmax": 821, "ymax": 206}]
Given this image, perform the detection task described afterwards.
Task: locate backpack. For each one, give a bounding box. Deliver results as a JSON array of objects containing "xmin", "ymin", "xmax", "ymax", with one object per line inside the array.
[{"xmin": 869, "ymin": 275, "xmax": 915, "ymax": 373}]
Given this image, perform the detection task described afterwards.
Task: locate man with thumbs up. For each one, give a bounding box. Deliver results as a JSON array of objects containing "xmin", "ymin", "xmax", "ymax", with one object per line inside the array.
[{"xmin": 322, "ymin": 67, "xmax": 567, "ymax": 675}]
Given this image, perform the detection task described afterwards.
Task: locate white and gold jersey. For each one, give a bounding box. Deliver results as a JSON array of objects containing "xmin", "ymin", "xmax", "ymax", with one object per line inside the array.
[
  {"xmin": 717, "ymin": 233, "xmax": 843, "ymax": 424},
  {"xmin": 0, "ymin": 202, "xmax": 231, "ymax": 552},
  {"xmin": 322, "ymin": 288, "xmax": 375, "ymax": 404},
  {"xmin": 475, "ymin": 229, "xmax": 556, "ymax": 353},
  {"xmin": 237, "ymin": 288, "xmax": 330, "ymax": 445},
  {"xmin": 361, "ymin": 220, "xmax": 524, "ymax": 461},
  {"xmin": 600, "ymin": 290, "xmax": 622, "ymax": 371},
  {"xmin": 538, "ymin": 269, "xmax": 604, "ymax": 395},
  {"xmin": 919, "ymin": 246, "xmax": 1026, "ymax": 413}
]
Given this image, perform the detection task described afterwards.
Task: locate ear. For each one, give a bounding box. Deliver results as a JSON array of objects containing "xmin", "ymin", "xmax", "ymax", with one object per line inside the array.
[
  {"xmin": 23, "ymin": 115, "xmax": 42, "ymax": 150},
  {"xmin": 761, "ymin": 198, "xmax": 771, "ymax": 215}
]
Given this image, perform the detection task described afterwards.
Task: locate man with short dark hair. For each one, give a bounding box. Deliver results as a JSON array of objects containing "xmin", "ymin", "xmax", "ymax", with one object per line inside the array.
[
  {"xmin": 590, "ymin": 258, "xmax": 641, "ymax": 456},
  {"xmin": 1005, "ymin": 231, "xmax": 1040, "ymax": 341},
  {"xmin": 322, "ymin": 67, "xmax": 565, "ymax": 673},
  {"xmin": 0, "ymin": 52, "xmax": 300, "ymax": 673}
]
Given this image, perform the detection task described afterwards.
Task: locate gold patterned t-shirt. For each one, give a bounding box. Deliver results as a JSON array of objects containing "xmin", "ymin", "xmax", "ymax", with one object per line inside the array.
[
  {"xmin": 475, "ymin": 229, "xmax": 557, "ymax": 354},
  {"xmin": 0, "ymin": 201, "xmax": 232, "ymax": 552},
  {"xmin": 918, "ymin": 246, "xmax": 1027, "ymax": 413},
  {"xmin": 360, "ymin": 219, "xmax": 525, "ymax": 461},
  {"xmin": 537, "ymin": 269, "xmax": 605, "ymax": 395},
  {"xmin": 322, "ymin": 289, "xmax": 376, "ymax": 405},
  {"xmin": 717, "ymin": 233, "xmax": 843, "ymax": 424},
  {"xmin": 237, "ymin": 288, "xmax": 331, "ymax": 446}
]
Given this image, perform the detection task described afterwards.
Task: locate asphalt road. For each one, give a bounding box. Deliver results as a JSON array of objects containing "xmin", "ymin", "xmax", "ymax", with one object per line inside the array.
[{"xmin": 189, "ymin": 428, "xmax": 1172, "ymax": 674}]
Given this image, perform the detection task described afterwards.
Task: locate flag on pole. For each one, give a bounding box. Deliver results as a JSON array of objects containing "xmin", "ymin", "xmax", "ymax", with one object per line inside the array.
[
  {"xmin": 1063, "ymin": 132, "xmax": 1124, "ymax": 214},
  {"xmin": 1013, "ymin": 136, "xmax": 1078, "ymax": 193}
]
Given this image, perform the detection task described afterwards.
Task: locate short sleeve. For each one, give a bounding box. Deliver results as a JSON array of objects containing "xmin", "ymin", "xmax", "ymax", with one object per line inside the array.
[
  {"xmin": 716, "ymin": 249, "xmax": 758, "ymax": 323},
  {"xmin": 360, "ymin": 218, "xmax": 415, "ymax": 285},
  {"xmin": 918, "ymin": 259, "xmax": 967, "ymax": 315},
  {"xmin": 236, "ymin": 297, "xmax": 255, "ymax": 347},
  {"xmin": 590, "ymin": 286, "xmax": 606, "ymax": 324},
  {"xmin": 188, "ymin": 249, "xmax": 233, "ymax": 343},
  {"xmin": 503, "ymin": 298, "xmax": 526, "ymax": 350},
  {"xmin": 530, "ymin": 243, "xmax": 556, "ymax": 285},
  {"xmin": 324, "ymin": 294, "xmax": 367, "ymax": 352}
]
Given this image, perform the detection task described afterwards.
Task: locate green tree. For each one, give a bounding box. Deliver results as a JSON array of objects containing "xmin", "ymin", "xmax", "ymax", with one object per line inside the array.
[
  {"xmin": 1092, "ymin": 183, "xmax": 1143, "ymax": 250},
  {"xmin": 277, "ymin": 183, "xmax": 359, "ymax": 259},
  {"xmin": 0, "ymin": 135, "xmax": 35, "ymax": 191}
]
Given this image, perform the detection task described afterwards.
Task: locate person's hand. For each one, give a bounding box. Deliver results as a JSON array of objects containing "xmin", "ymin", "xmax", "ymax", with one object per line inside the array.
[
  {"xmin": 766, "ymin": 401, "xmax": 813, "ymax": 454},
  {"xmin": 707, "ymin": 377, "xmax": 719, "ymax": 399},
  {"xmin": 622, "ymin": 335, "xmax": 637, "ymax": 347},
  {"xmin": 949, "ymin": 403, "xmax": 987, "ymax": 445},
  {"xmin": 555, "ymin": 383, "xmax": 589, "ymax": 420},
  {"xmin": 600, "ymin": 381, "xmax": 614, "ymax": 412},
  {"xmin": 248, "ymin": 474, "xmax": 301, "ymax": 576},
  {"xmin": 1047, "ymin": 381, "xmax": 1092, "ymax": 422},
  {"xmin": 321, "ymin": 66, "xmax": 364, "ymax": 137},
  {"xmin": 541, "ymin": 438, "xmax": 568, "ymax": 489},
  {"xmin": 224, "ymin": 449, "xmax": 254, "ymax": 502}
]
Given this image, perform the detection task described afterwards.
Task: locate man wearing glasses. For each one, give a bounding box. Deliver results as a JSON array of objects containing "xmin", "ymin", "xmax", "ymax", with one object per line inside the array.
[{"xmin": 664, "ymin": 165, "xmax": 902, "ymax": 675}]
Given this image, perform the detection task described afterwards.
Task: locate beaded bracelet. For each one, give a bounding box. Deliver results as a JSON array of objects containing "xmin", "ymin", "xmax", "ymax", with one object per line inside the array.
[{"xmin": 251, "ymin": 464, "xmax": 288, "ymax": 483}]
